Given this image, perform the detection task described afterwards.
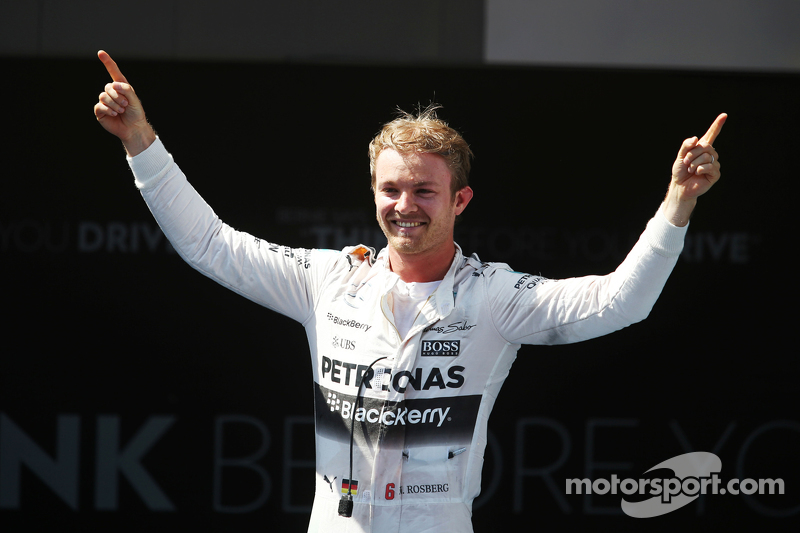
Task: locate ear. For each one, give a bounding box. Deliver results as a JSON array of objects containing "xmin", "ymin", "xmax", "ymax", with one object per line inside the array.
[{"xmin": 453, "ymin": 186, "xmax": 474, "ymax": 216}]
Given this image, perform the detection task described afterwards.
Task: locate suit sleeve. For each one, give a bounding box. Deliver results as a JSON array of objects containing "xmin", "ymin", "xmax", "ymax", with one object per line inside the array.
[
  {"xmin": 128, "ymin": 137, "xmax": 338, "ymax": 324},
  {"xmin": 486, "ymin": 209, "xmax": 687, "ymax": 345}
]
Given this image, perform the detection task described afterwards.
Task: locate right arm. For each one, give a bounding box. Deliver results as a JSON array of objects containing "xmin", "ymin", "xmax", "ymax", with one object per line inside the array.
[{"xmin": 94, "ymin": 51, "xmax": 333, "ymax": 322}]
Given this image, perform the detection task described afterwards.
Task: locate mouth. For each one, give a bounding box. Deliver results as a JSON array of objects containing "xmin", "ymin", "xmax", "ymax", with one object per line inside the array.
[{"xmin": 393, "ymin": 221, "xmax": 425, "ymax": 228}]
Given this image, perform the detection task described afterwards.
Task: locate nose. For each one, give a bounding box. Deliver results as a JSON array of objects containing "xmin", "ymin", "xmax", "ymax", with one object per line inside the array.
[{"xmin": 395, "ymin": 191, "xmax": 417, "ymax": 214}]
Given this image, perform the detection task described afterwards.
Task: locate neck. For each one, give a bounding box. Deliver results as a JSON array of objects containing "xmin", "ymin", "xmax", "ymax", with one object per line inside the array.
[{"xmin": 387, "ymin": 242, "xmax": 456, "ymax": 283}]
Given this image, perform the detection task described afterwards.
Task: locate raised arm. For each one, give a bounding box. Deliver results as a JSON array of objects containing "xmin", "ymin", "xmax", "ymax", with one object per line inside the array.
[
  {"xmin": 93, "ymin": 51, "xmax": 343, "ymax": 324},
  {"xmin": 94, "ymin": 50, "xmax": 156, "ymax": 156},
  {"xmin": 662, "ymin": 113, "xmax": 727, "ymax": 226},
  {"xmin": 488, "ymin": 115, "xmax": 728, "ymax": 345}
]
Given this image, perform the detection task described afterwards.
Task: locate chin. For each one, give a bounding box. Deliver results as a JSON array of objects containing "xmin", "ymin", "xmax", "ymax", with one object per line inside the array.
[
  {"xmin": 388, "ymin": 239, "xmax": 421, "ymax": 254},
  {"xmin": 385, "ymin": 232, "xmax": 428, "ymax": 253}
]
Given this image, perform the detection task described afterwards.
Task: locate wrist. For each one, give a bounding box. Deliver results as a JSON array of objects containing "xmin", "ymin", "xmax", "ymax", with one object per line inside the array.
[
  {"xmin": 662, "ymin": 182, "xmax": 696, "ymax": 227},
  {"xmin": 122, "ymin": 124, "xmax": 157, "ymax": 157}
]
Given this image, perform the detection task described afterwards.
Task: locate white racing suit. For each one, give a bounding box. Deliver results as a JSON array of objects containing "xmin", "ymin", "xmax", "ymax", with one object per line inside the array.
[{"xmin": 129, "ymin": 138, "xmax": 688, "ymax": 533}]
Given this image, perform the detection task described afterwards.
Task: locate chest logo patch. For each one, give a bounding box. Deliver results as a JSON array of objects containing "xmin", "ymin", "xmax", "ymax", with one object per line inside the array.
[{"xmin": 421, "ymin": 340, "xmax": 461, "ymax": 357}]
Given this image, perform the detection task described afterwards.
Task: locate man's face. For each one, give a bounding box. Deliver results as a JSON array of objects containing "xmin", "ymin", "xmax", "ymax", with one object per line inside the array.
[{"xmin": 374, "ymin": 149, "xmax": 472, "ymax": 258}]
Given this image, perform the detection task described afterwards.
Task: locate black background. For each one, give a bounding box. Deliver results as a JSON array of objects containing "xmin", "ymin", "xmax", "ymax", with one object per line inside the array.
[{"xmin": 1, "ymin": 57, "xmax": 797, "ymax": 531}]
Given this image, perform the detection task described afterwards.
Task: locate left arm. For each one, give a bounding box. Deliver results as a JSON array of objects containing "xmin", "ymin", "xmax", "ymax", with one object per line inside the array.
[
  {"xmin": 487, "ymin": 209, "xmax": 686, "ymax": 345},
  {"xmin": 488, "ymin": 114, "xmax": 728, "ymax": 344}
]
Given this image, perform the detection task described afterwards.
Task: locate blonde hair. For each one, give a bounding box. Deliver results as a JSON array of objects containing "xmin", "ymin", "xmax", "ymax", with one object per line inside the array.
[{"xmin": 368, "ymin": 104, "xmax": 473, "ymax": 195}]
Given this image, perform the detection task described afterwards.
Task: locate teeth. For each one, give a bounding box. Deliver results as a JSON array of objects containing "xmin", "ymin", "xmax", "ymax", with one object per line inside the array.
[{"xmin": 395, "ymin": 221, "xmax": 423, "ymax": 227}]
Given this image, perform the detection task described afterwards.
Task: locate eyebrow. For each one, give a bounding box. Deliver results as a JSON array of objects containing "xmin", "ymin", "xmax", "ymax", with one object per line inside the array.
[{"xmin": 379, "ymin": 179, "xmax": 439, "ymax": 189}]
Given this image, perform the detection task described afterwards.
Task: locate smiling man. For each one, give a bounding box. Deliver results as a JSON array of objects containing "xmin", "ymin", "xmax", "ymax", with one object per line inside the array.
[
  {"xmin": 372, "ymin": 130, "xmax": 474, "ymax": 282},
  {"xmin": 95, "ymin": 50, "xmax": 725, "ymax": 533}
]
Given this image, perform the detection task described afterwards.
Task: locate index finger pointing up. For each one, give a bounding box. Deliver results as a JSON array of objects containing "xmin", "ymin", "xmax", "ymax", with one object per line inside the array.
[
  {"xmin": 700, "ymin": 113, "xmax": 728, "ymax": 145},
  {"xmin": 97, "ymin": 50, "xmax": 128, "ymax": 83}
]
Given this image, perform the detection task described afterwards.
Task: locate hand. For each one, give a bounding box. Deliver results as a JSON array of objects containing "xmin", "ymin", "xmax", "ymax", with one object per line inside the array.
[
  {"xmin": 671, "ymin": 113, "xmax": 726, "ymax": 199},
  {"xmin": 663, "ymin": 113, "xmax": 727, "ymax": 226},
  {"xmin": 94, "ymin": 50, "xmax": 156, "ymax": 156}
]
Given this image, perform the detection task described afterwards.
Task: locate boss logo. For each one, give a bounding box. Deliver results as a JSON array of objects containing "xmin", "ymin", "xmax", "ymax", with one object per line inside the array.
[{"xmin": 421, "ymin": 340, "xmax": 460, "ymax": 357}]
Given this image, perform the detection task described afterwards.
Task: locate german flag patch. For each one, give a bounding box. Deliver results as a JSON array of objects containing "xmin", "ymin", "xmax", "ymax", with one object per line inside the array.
[{"xmin": 341, "ymin": 479, "xmax": 358, "ymax": 495}]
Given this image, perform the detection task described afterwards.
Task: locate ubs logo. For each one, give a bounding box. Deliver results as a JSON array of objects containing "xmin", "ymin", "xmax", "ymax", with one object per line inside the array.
[
  {"xmin": 421, "ymin": 340, "xmax": 461, "ymax": 357},
  {"xmin": 332, "ymin": 336, "xmax": 356, "ymax": 350}
]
